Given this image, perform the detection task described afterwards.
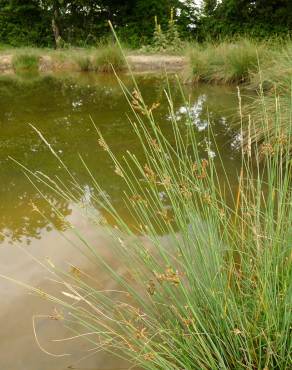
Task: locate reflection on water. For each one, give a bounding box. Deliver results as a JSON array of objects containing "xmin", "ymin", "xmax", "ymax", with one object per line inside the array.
[
  {"xmin": 172, "ymin": 94, "xmax": 208, "ymax": 131},
  {"xmin": 0, "ymin": 73, "xmax": 241, "ymax": 244},
  {"xmin": 0, "ymin": 72, "xmax": 242, "ymax": 369}
]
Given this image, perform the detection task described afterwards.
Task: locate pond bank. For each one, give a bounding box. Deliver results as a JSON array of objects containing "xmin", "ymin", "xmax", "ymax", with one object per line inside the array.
[{"xmin": 0, "ymin": 53, "xmax": 186, "ymax": 74}]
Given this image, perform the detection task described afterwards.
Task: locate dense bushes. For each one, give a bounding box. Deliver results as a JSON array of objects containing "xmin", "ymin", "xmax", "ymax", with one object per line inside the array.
[
  {"xmin": 2, "ymin": 0, "xmax": 291, "ymax": 48},
  {"xmin": 0, "ymin": 1, "xmax": 292, "ymax": 48},
  {"xmin": 0, "ymin": 2, "xmax": 52, "ymax": 46},
  {"xmin": 0, "ymin": 0, "xmax": 191, "ymax": 48}
]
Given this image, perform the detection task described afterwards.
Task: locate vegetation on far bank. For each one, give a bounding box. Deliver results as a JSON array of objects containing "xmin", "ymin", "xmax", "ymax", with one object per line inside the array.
[
  {"xmin": 0, "ymin": 1, "xmax": 291, "ymax": 49},
  {"xmin": 4, "ymin": 44, "xmax": 126, "ymax": 73},
  {"xmin": 2, "ymin": 37, "xmax": 292, "ymax": 82},
  {"xmin": 3, "ymin": 36, "xmax": 292, "ymax": 151}
]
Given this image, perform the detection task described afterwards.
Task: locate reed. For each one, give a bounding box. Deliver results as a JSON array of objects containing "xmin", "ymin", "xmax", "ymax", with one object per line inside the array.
[{"xmin": 244, "ymin": 43, "xmax": 292, "ymax": 150}]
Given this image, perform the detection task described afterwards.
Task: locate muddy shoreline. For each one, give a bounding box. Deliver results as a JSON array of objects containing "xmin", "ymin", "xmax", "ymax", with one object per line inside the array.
[{"xmin": 0, "ymin": 54, "xmax": 187, "ymax": 74}]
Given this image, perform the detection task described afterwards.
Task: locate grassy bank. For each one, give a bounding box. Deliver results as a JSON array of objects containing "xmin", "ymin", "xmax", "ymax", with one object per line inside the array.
[
  {"xmin": 2, "ymin": 43, "xmax": 126, "ymax": 73},
  {"xmin": 1, "ymin": 39, "xmax": 291, "ymax": 80},
  {"xmin": 2, "ymin": 38, "xmax": 291, "ymax": 87},
  {"xmin": 18, "ymin": 67, "xmax": 292, "ymax": 369}
]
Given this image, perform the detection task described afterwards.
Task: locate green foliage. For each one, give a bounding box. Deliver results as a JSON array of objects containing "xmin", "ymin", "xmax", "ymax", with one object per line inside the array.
[
  {"xmin": 165, "ymin": 8, "xmax": 182, "ymax": 51},
  {"xmin": 199, "ymin": 0, "xmax": 292, "ymax": 40},
  {"xmin": 152, "ymin": 20, "xmax": 168, "ymax": 52},
  {"xmin": 0, "ymin": 0, "xmax": 52, "ymax": 46},
  {"xmin": 203, "ymin": 0, "xmax": 217, "ymax": 15},
  {"xmin": 0, "ymin": 0, "xmax": 188, "ymax": 48},
  {"xmin": 0, "ymin": 0, "xmax": 291, "ymax": 47}
]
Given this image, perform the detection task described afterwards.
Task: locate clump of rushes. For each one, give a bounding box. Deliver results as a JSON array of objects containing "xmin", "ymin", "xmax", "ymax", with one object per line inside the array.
[
  {"xmin": 20, "ymin": 65, "xmax": 292, "ymax": 369},
  {"xmin": 75, "ymin": 54, "xmax": 92, "ymax": 71},
  {"xmin": 243, "ymin": 87, "xmax": 292, "ymax": 153},
  {"xmin": 12, "ymin": 53, "xmax": 39, "ymax": 73},
  {"xmin": 186, "ymin": 39, "xmax": 264, "ymax": 84},
  {"xmin": 224, "ymin": 40, "xmax": 261, "ymax": 82},
  {"xmin": 93, "ymin": 43, "xmax": 125, "ymax": 72}
]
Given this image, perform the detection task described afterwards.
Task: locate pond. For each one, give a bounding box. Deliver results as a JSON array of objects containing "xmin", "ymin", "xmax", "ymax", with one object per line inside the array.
[{"xmin": 0, "ymin": 72, "xmax": 242, "ymax": 370}]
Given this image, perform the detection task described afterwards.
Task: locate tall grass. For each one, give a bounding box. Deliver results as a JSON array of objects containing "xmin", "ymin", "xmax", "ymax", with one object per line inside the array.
[
  {"xmin": 54, "ymin": 44, "xmax": 126, "ymax": 72},
  {"xmin": 74, "ymin": 53, "xmax": 93, "ymax": 71},
  {"xmin": 245, "ymin": 43, "xmax": 292, "ymax": 149},
  {"xmin": 2, "ymin": 45, "xmax": 127, "ymax": 73},
  {"xmin": 72, "ymin": 44, "xmax": 126, "ymax": 72},
  {"xmin": 250, "ymin": 43, "xmax": 292, "ymax": 92},
  {"xmin": 15, "ymin": 65, "xmax": 292, "ymax": 369}
]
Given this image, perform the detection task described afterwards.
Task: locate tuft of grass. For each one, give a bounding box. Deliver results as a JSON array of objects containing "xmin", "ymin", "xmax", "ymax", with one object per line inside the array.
[
  {"xmin": 245, "ymin": 43, "xmax": 292, "ymax": 148},
  {"xmin": 224, "ymin": 40, "xmax": 262, "ymax": 82},
  {"xmin": 93, "ymin": 43, "xmax": 125, "ymax": 72},
  {"xmin": 12, "ymin": 52, "xmax": 39, "ymax": 72},
  {"xmin": 74, "ymin": 54, "xmax": 93, "ymax": 71},
  {"xmin": 185, "ymin": 44, "xmax": 210, "ymax": 82},
  {"xmin": 186, "ymin": 40, "xmax": 265, "ymax": 84},
  {"xmin": 185, "ymin": 40, "xmax": 292, "ymax": 151}
]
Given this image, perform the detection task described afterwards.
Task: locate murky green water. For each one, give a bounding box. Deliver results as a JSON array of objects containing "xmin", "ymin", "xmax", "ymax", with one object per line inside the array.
[{"xmin": 0, "ymin": 73, "xmax": 242, "ymax": 369}]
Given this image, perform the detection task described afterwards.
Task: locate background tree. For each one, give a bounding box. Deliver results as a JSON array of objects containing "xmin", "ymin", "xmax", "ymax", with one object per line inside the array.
[
  {"xmin": 0, "ymin": 0, "xmax": 51, "ymax": 46},
  {"xmin": 203, "ymin": 0, "xmax": 217, "ymax": 15},
  {"xmin": 199, "ymin": 0, "xmax": 292, "ymax": 39}
]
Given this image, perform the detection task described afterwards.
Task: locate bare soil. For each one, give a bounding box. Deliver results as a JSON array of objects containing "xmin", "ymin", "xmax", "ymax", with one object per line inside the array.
[{"xmin": 0, "ymin": 53, "xmax": 187, "ymax": 74}]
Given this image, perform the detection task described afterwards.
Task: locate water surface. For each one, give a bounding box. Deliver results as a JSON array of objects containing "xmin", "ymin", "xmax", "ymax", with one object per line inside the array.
[{"xmin": 0, "ymin": 72, "xmax": 242, "ymax": 369}]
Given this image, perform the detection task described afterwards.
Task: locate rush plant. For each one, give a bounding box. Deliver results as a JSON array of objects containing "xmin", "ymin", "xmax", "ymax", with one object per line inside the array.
[{"xmin": 6, "ymin": 31, "xmax": 292, "ymax": 370}]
